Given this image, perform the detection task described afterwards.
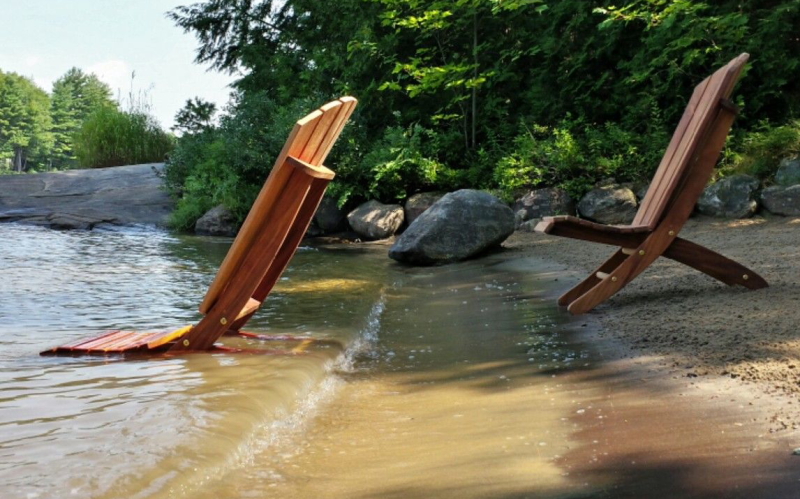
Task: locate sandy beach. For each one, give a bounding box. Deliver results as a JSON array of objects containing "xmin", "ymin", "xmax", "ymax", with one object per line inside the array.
[{"xmin": 506, "ymin": 215, "xmax": 800, "ymax": 431}]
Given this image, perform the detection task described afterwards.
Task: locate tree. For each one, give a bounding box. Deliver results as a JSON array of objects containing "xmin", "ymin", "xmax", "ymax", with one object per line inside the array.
[
  {"xmin": 0, "ymin": 71, "xmax": 52, "ymax": 172},
  {"xmin": 50, "ymin": 67, "xmax": 116, "ymax": 168},
  {"xmin": 173, "ymin": 97, "xmax": 217, "ymax": 135}
]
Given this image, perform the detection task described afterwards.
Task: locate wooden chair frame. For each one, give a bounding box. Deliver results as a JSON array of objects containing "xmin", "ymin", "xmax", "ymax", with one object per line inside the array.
[
  {"xmin": 535, "ymin": 54, "xmax": 767, "ymax": 314},
  {"xmin": 42, "ymin": 97, "xmax": 357, "ymax": 355}
]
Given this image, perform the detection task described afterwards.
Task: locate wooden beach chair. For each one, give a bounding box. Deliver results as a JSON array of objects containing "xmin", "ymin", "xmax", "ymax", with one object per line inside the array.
[
  {"xmin": 42, "ymin": 97, "xmax": 357, "ymax": 355},
  {"xmin": 535, "ymin": 54, "xmax": 767, "ymax": 314}
]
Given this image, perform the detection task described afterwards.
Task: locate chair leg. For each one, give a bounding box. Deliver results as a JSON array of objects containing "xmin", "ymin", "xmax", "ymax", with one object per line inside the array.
[
  {"xmin": 558, "ymin": 249, "xmax": 628, "ymax": 306},
  {"xmin": 664, "ymin": 237, "xmax": 768, "ymax": 289},
  {"xmin": 566, "ymin": 233, "xmax": 669, "ymax": 314}
]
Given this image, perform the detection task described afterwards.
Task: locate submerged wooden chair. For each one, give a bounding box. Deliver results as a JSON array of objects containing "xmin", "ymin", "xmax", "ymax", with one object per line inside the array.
[
  {"xmin": 42, "ymin": 97, "xmax": 357, "ymax": 355},
  {"xmin": 535, "ymin": 54, "xmax": 767, "ymax": 314}
]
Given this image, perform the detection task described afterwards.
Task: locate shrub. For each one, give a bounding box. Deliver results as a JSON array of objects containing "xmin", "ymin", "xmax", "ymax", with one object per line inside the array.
[
  {"xmin": 730, "ymin": 120, "xmax": 800, "ymax": 181},
  {"xmin": 73, "ymin": 107, "xmax": 174, "ymax": 168}
]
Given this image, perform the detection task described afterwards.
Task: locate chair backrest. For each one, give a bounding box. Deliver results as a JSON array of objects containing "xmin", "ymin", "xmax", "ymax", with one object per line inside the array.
[
  {"xmin": 633, "ymin": 54, "xmax": 748, "ymax": 229},
  {"xmin": 199, "ymin": 97, "xmax": 357, "ymax": 315}
]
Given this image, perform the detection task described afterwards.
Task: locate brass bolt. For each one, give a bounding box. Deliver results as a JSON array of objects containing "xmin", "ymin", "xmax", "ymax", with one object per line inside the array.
[
  {"xmin": 220, "ymin": 317, "xmax": 228, "ymax": 325},
  {"xmin": 743, "ymin": 274, "xmax": 749, "ymax": 280},
  {"xmin": 611, "ymin": 276, "xmax": 618, "ymax": 282},
  {"xmin": 182, "ymin": 339, "xmax": 190, "ymax": 347},
  {"xmin": 638, "ymin": 250, "xmax": 645, "ymax": 256},
  {"xmin": 668, "ymin": 230, "xmax": 675, "ymax": 236}
]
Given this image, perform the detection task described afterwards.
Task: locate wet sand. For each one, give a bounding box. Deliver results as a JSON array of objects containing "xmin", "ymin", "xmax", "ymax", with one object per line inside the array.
[{"xmin": 506, "ymin": 214, "xmax": 800, "ymax": 496}]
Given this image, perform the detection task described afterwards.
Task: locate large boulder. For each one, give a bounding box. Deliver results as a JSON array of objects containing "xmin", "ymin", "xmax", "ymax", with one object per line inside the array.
[
  {"xmin": 774, "ymin": 157, "xmax": 800, "ymax": 187},
  {"xmin": 347, "ymin": 200, "xmax": 404, "ymax": 240},
  {"xmin": 0, "ymin": 163, "xmax": 173, "ymax": 229},
  {"xmin": 313, "ymin": 195, "xmax": 346, "ymax": 233},
  {"xmin": 195, "ymin": 205, "xmax": 238, "ymax": 236},
  {"xmin": 512, "ymin": 187, "xmax": 575, "ymax": 227},
  {"xmin": 697, "ymin": 174, "xmax": 759, "ymax": 218},
  {"xmin": 761, "ymin": 185, "xmax": 800, "ymax": 216},
  {"xmin": 577, "ymin": 184, "xmax": 638, "ymax": 224},
  {"xmin": 404, "ymin": 192, "xmax": 444, "ymax": 225},
  {"xmin": 389, "ymin": 189, "xmax": 515, "ymax": 265}
]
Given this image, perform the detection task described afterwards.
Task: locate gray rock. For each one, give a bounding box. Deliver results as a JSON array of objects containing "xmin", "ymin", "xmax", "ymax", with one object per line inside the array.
[
  {"xmin": 0, "ymin": 163, "xmax": 173, "ymax": 230},
  {"xmin": 577, "ymin": 184, "xmax": 638, "ymax": 224},
  {"xmin": 697, "ymin": 174, "xmax": 759, "ymax": 218},
  {"xmin": 389, "ymin": 189, "xmax": 515, "ymax": 265},
  {"xmin": 512, "ymin": 188, "xmax": 574, "ymax": 228},
  {"xmin": 404, "ymin": 192, "xmax": 444, "ymax": 225},
  {"xmin": 761, "ymin": 185, "xmax": 800, "ymax": 216},
  {"xmin": 313, "ymin": 195, "xmax": 346, "ymax": 233},
  {"xmin": 195, "ymin": 205, "xmax": 238, "ymax": 236},
  {"xmin": 347, "ymin": 200, "xmax": 404, "ymax": 240},
  {"xmin": 774, "ymin": 157, "xmax": 800, "ymax": 187}
]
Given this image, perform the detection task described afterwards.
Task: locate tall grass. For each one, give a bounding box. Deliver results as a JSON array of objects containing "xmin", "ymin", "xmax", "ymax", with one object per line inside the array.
[{"xmin": 73, "ymin": 106, "xmax": 174, "ymax": 168}]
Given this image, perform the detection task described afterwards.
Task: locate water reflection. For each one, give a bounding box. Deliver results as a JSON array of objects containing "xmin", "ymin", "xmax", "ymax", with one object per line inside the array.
[{"xmin": 0, "ymin": 224, "xmax": 389, "ymax": 499}]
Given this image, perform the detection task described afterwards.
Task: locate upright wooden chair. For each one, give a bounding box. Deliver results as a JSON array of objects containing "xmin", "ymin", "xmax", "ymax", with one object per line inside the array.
[
  {"xmin": 535, "ymin": 54, "xmax": 767, "ymax": 314},
  {"xmin": 42, "ymin": 97, "xmax": 357, "ymax": 355}
]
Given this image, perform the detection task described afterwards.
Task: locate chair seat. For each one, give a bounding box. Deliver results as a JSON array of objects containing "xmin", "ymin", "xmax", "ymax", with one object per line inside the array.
[{"xmin": 535, "ymin": 216, "xmax": 652, "ymax": 235}]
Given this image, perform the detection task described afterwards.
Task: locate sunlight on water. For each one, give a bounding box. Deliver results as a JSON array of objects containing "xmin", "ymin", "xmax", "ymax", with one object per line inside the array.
[
  {"xmin": 0, "ymin": 223, "xmax": 591, "ymax": 499},
  {"xmin": 0, "ymin": 224, "xmax": 389, "ymax": 499}
]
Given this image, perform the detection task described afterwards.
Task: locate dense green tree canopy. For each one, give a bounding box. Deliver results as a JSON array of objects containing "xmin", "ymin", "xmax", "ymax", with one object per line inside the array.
[
  {"xmin": 166, "ymin": 0, "xmax": 800, "ymax": 227},
  {"xmin": 0, "ymin": 71, "xmax": 53, "ymax": 172},
  {"xmin": 50, "ymin": 67, "xmax": 117, "ymax": 167}
]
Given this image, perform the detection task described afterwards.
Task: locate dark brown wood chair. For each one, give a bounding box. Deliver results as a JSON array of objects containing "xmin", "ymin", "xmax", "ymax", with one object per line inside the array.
[
  {"xmin": 534, "ymin": 54, "xmax": 767, "ymax": 314},
  {"xmin": 42, "ymin": 97, "xmax": 357, "ymax": 355}
]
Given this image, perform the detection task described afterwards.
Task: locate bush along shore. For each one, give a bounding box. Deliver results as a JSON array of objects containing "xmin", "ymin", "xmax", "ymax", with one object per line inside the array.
[{"xmin": 188, "ymin": 153, "xmax": 800, "ymax": 265}]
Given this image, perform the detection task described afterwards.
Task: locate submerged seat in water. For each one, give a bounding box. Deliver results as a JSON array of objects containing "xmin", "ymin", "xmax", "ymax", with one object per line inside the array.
[
  {"xmin": 534, "ymin": 54, "xmax": 767, "ymax": 314},
  {"xmin": 42, "ymin": 97, "xmax": 357, "ymax": 355}
]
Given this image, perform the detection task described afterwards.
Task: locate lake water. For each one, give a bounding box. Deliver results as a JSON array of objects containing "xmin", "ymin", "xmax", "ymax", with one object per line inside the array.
[{"xmin": 0, "ymin": 223, "xmax": 597, "ymax": 498}]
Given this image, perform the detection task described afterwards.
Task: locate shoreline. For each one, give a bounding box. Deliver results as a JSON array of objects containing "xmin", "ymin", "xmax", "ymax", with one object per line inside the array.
[
  {"xmin": 505, "ymin": 214, "xmax": 800, "ymax": 416},
  {"xmin": 505, "ymin": 214, "xmax": 800, "ymax": 494}
]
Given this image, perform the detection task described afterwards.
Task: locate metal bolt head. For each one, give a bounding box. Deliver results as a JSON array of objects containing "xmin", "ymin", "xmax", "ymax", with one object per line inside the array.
[
  {"xmin": 743, "ymin": 274, "xmax": 749, "ymax": 280},
  {"xmin": 638, "ymin": 250, "xmax": 645, "ymax": 256},
  {"xmin": 668, "ymin": 230, "xmax": 675, "ymax": 236},
  {"xmin": 220, "ymin": 317, "xmax": 228, "ymax": 325},
  {"xmin": 182, "ymin": 339, "xmax": 190, "ymax": 347},
  {"xmin": 611, "ymin": 276, "xmax": 618, "ymax": 282}
]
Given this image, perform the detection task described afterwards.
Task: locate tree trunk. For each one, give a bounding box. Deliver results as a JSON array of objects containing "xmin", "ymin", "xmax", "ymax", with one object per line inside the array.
[
  {"xmin": 472, "ymin": 11, "xmax": 478, "ymax": 150},
  {"xmin": 13, "ymin": 147, "xmax": 25, "ymax": 173}
]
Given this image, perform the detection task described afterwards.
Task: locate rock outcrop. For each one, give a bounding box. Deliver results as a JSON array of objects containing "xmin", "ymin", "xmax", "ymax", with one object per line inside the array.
[
  {"xmin": 577, "ymin": 184, "xmax": 638, "ymax": 224},
  {"xmin": 195, "ymin": 205, "xmax": 238, "ymax": 236},
  {"xmin": 761, "ymin": 185, "xmax": 800, "ymax": 216},
  {"xmin": 313, "ymin": 195, "xmax": 347, "ymax": 233},
  {"xmin": 513, "ymin": 187, "xmax": 575, "ymax": 227},
  {"xmin": 697, "ymin": 174, "xmax": 759, "ymax": 218},
  {"xmin": 0, "ymin": 163, "xmax": 173, "ymax": 230},
  {"xmin": 404, "ymin": 192, "xmax": 444, "ymax": 225},
  {"xmin": 347, "ymin": 200, "xmax": 404, "ymax": 240},
  {"xmin": 389, "ymin": 189, "xmax": 515, "ymax": 265},
  {"xmin": 774, "ymin": 157, "xmax": 800, "ymax": 187}
]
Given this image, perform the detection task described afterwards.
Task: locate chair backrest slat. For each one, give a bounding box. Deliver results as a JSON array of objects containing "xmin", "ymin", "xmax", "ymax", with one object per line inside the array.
[
  {"xmin": 633, "ymin": 54, "xmax": 748, "ymax": 229},
  {"xmin": 199, "ymin": 97, "xmax": 357, "ymax": 314}
]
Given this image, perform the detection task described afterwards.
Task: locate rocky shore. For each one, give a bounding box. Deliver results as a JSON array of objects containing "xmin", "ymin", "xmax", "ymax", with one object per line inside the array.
[{"xmin": 0, "ymin": 163, "xmax": 173, "ymax": 230}]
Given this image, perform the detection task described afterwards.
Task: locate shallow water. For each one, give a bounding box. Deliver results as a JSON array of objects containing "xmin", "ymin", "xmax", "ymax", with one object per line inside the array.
[
  {"xmin": 0, "ymin": 224, "xmax": 393, "ymax": 498},
  {"xmin": 4, "ymin": 223, "xmax": 796, "ymax": 498}
]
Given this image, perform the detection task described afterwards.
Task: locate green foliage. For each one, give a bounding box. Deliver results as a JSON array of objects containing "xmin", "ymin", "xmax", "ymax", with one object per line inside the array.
[
  {"xmin": 0, "ymin": 71, "xmax": 53, "ymax": 172},
  {"xmin": 50, "ymin": 68, "xmax": 116, "ymax": 168},
  {"xmin": 167, "ymin": 93, "xmax": 321, "ymax": 230},
  {"xmin": 493, "ymin": 119, "xmax": 667, "ymax": 201},
  {"xmin": 167, "ymin": 0, "xmax": 800, "ymax": 228},
  {"xmin": 173, "ymin": 97, "xmax": 217, "ymax": 135},
  {"xmin": 729, "ymin": 121, "xmax": 800, "ymax": 181},
  {"xmin": 73, "ymin": 106, "xmax": 174, "ymax": 168}
]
